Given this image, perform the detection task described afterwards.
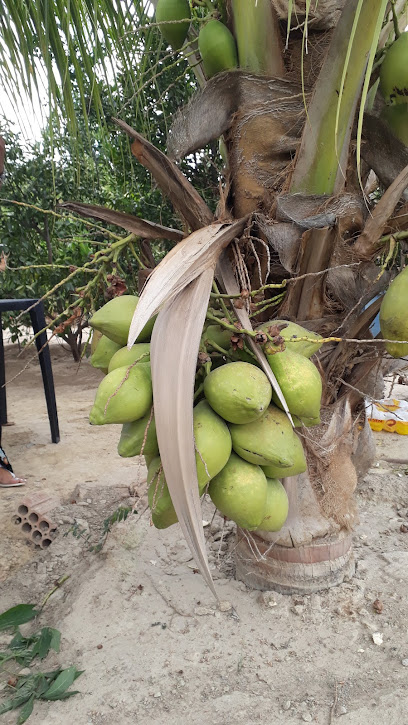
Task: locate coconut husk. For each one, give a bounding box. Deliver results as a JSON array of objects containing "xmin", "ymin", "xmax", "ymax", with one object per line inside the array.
[
  {"xmin": 351, "ymin": 414, "xmax": 376, "ymax": 479},
  {"xmin": 256, "ymin": 215, "xmax": 301, "ymax": 273},
  {"xmin": 283, "ymin": 28, "xmax": 332, "ymax": 87},
  {"xmin": 301, "ymin": 398, "xmax": 358, "ymax": 529},
  {"xmin": 271, "ymin": 0, "xmax": 347, "ymax": 30},
  {"xmin": 167, "ymin": 71, "xmax": 306, "ymax": 164},
  {"xmin": 361, "ymin": 115, "xmax": 408, "ymax": 208}
]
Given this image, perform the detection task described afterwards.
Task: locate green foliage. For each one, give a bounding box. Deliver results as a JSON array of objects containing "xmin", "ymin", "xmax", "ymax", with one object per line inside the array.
[
  {"xmin": 0, "ymin": 604, "xmax": 38, "ymax": 632},
  {"xmin": 0, "ymin": 20, "xmax": 221, "ymax": 359},
  {"xmin": 66, "ymin": 504, "xmax": 136, "ymax": 552},
  {"xmin": 0, "ymin": 605, "xmax": 83, "ymax": 723},
  {"xmin": 0, "ymin": 627, "xmax": 61, "ymax": 666},
  {"xmin": 0, "ymin": 667, "xmax": 83, "ymax": 721}
]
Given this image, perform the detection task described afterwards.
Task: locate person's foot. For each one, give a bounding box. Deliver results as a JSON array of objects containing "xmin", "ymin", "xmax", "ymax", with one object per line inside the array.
[{"xmin": 0, "ymin": 468, "xmax": 26, "ymax": 487}]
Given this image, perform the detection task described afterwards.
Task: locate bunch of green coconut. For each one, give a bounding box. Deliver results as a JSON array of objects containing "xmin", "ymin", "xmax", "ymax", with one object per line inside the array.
[
  {"xmin": 156, "ymin": 0, "xmax": 238, "ymax": 79},
  {"xmin": 88, "ymin": 294, "xmax": 326, "ymax": 534}
]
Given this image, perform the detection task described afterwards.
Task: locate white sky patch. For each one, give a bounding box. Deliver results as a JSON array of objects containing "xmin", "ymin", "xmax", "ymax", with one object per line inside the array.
[{"xmin": 0, "ymin": 0, "xmax": 156, "ymax": 143}]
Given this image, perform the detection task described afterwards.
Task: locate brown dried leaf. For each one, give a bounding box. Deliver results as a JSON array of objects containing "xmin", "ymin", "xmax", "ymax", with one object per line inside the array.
[
  {"xmin": 128, "ymin": 219, "xmax": 248, "ymax": 348},
  {"xmin": 353, "ymin": 163, "xmax": 408, "ymax": 259},
  {"xmin": 113, "ymin": 118, "xmax": 214, "ymax": 231},
  {"xmin": 0, "ymin": 251, "xmax": 7, "ymax": 272},
  {"xmin": 105, "ymin": 274, "xmax": 127, "ymax": 299},
  {"xmin": 59, "ymin": 201, "xmax": 184, "ymax": 243},
  {"xmin": 150, "ymin": 269, "xmax": 217, "ymax": 597},
  {"xmin": 217, "ymin": 251, "xmax": 293, "ymax": 425},
  {"xmin": 362, "ymin": 115, "xmax": 408, "ymax": 204}
]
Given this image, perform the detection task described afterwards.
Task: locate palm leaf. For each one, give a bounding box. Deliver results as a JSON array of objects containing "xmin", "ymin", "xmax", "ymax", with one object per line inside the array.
[
  {"xmin": 354, "ymin": 163, "xmax": 408, "ymax": 259},
  {"xmin": 150, "ymin": 269, "xmax": 217, "ymax": 596},
  {"xmin": 128, "ymin": 218, "xmax": 248, "ymax": 347},
  {"xmin": 114, "ymin": 118, "xmax": 214, "ymax": 231},
  {"xmin": 59, "ymin": 202, "xmax": 184, "ymax": 242},
  {"xmin": 0, "ymin": 0, "xmax": 151, "ymax": 139}
]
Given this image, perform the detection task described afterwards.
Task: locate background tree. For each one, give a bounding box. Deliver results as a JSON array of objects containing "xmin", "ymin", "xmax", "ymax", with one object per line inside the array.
[{"xmin": 0, "ymin": 21, "xmax": 221, "ymax": 358}]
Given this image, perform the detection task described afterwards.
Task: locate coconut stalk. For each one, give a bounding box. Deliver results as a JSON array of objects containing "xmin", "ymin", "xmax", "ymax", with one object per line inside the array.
[
  {"xmin": 230, "ymin": 0, "xmax": 284, "ymax": 76},
  {"xmin": 284, "ymin": 0, "xmax": 388, "ymax": 320},
  {"xmin": 290, "ymin": 0, "xmax": 389, "ymax": 195}
]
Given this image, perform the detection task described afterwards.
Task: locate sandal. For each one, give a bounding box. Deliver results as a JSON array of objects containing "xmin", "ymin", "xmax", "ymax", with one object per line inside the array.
[{"xmin": 0, "ymin": 471, "xmax": 26, "ymax": 488}]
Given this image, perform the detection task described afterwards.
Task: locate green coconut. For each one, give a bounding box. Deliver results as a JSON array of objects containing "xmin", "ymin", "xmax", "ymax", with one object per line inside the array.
[
  {"xmin": 293, "ymin": 415, "xmax": 321, "ymax": 428},
  {"xmin": 156, "ymin": 0, "xmax": 191, "ymax": 51},
  {"xmin": 89, "ymin": 364, "xmax": 152, "ymax": 425},
  {"xmin": 144, "ymin": 452, "xmax": 156, "ymax": 469},
  {"xmin": 108, "ymin": 343, "xmax": 151, "ymax": 373},
  {"xmin": 260, "ymin": 319, "xmax": 323, "ymax": 358},
  {"xmin": 194, "ymin": 400, "xmax": 232, "ymax": 493},
  {"xmin": 256, "ymin": 478, "xmax": 289, "ymax": 533},
  {"xmin": 229, "ymin": 405, "xmax": 296, "ymax": 468},
  {"xmin": 90, "ymin": 335, "xmax": 121, "ymax": 374},
  {"xmin": 381, "ymin": 104, "xmax": 408, "ymax": 146},
  {"xmin": 228, "ymin": 346, "xmax": 259, "ymax": 365},
  {"xmin": 118, "ymin": 411, "xmax": 158, "ymax": 458},
  {"xmin": 89, "ymin": 295, "xmax": 155, "ymax": 346},
  {"xmin": 147, "ymin": 457, "xmax": 178, "ymax": 529},
  {"xmin": 261, "ymin": 432, "xmax": 306, "ymax": 478},
  {"xmin": 203, "ymin": 324, "xmax": 232, "ymax": 351},
  {"xmin": 379, "ymin": 265, "xmax": 408, "ymax": 357},
  {"xmin": 204, "ymin": 361, "xmax": 272, "ymax": 424},
  {"xmin": 198, "ymin": 20, "xmax": 238, "ymax": 79},
  {"xmin": 91, "ymin": 330, "xmax": 102, "ymax": 355},
  {"xmin": 267, "ymin": 348, "xmax": 322, "ymax": 420},
  {"xmin": 209, "ymin": 452, "xmax": 267, "ymax": 530},
  {"xmin": 380, "ymin": 31, "xmax": 408, "ymax": 105}
]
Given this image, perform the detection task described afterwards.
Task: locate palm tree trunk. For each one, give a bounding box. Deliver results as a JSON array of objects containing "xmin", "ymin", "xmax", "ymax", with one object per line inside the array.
[{"xmin": 225, "ymin": 2, "xmax": 386, "ymax": 593}]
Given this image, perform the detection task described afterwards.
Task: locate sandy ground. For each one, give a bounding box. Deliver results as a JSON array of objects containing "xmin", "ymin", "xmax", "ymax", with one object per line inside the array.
[{"xmin": 0, "ymin": 344, "xmax": 408, "ymax": 725}]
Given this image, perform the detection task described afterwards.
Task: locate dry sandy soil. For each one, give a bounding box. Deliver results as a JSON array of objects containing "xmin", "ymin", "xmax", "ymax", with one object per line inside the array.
[{"xmin": 0, "ymin": 343, "xmax": 408, "ymax": 725}]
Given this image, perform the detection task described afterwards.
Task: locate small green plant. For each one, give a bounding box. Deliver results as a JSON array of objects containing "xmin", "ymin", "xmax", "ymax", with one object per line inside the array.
[
  {"xmin": 65, "ymin": 504, "xmax": 137, "ymax": 553},
  {"xmin": 0, "ymin": 604, "xmax": 83, "ymax": 723}
]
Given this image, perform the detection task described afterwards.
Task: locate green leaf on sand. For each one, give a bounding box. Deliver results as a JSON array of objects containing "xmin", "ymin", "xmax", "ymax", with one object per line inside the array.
[
  {"xmin": 0, "ymin": 604, "xmax": 38, "ymax": 631},
  {"xmin": 17, "ymin": 695, "xmax": 35, "ymax": 724},
  {"xmin": 41, "ymin": 666, "xmax": 84, "ymax": 700}
]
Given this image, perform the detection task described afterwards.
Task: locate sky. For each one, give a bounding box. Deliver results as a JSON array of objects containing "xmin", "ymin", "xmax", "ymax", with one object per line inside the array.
[
  {"xmin": 0, "ymin": 50, "xmax": 49, "ymax": 144},
  {"xmin": 1, "ymin": 89, "xmax": 45, "ymax": 142}
]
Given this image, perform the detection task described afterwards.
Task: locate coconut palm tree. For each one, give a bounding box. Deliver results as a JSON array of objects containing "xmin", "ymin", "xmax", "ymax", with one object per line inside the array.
[{"xmin": 1, "ymin": 0, "xmax": 408, "ymax": 595}]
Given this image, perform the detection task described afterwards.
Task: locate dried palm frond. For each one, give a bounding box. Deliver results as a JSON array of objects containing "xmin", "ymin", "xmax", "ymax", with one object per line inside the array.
[
  {"xmin": 128, "ymin": 218, "xmax": 248, "ymax": 347},
  {"xmin": 150, "ymin": 269, "xmax": 217, "ymax": 597},
  {"xmin": 59, "ymin": 202, "xmax": 184, "ymax": 242}
]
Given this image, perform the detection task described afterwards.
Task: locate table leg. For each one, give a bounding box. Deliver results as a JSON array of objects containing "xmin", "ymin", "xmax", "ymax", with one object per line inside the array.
[
  {"xmin": 30, "ymin": 303, "xmax": 60, "ymax": 444},
  {"xmin": 0, "ymin": 313, "xmax": 7, "ymax": 437}
]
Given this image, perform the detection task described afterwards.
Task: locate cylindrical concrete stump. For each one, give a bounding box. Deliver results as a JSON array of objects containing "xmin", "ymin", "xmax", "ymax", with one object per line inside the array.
[
  {"xmin": 234, "ymin": 455, "xmax": 357, "ymax": 595},
  {"xmin": 235, "ymin": 528, "xmax": 354, "ymax": 594}
]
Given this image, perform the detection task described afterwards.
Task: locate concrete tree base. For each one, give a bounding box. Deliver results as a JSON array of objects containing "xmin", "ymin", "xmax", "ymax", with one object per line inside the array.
[{"xmin": 234, "ymin": 400, "xmax": 374, "ymax": 595}]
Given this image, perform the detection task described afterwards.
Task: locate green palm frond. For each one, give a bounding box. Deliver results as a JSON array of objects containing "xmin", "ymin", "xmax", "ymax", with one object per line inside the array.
[{"xmin": 0, "ymin": 0, "xmax": 166, "ymax": 139}]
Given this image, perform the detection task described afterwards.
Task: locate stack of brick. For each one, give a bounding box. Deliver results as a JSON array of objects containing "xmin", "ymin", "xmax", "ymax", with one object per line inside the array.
[{"xmin": 13, "ymin": 492, "xmax": 59, "ymax": 548}]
